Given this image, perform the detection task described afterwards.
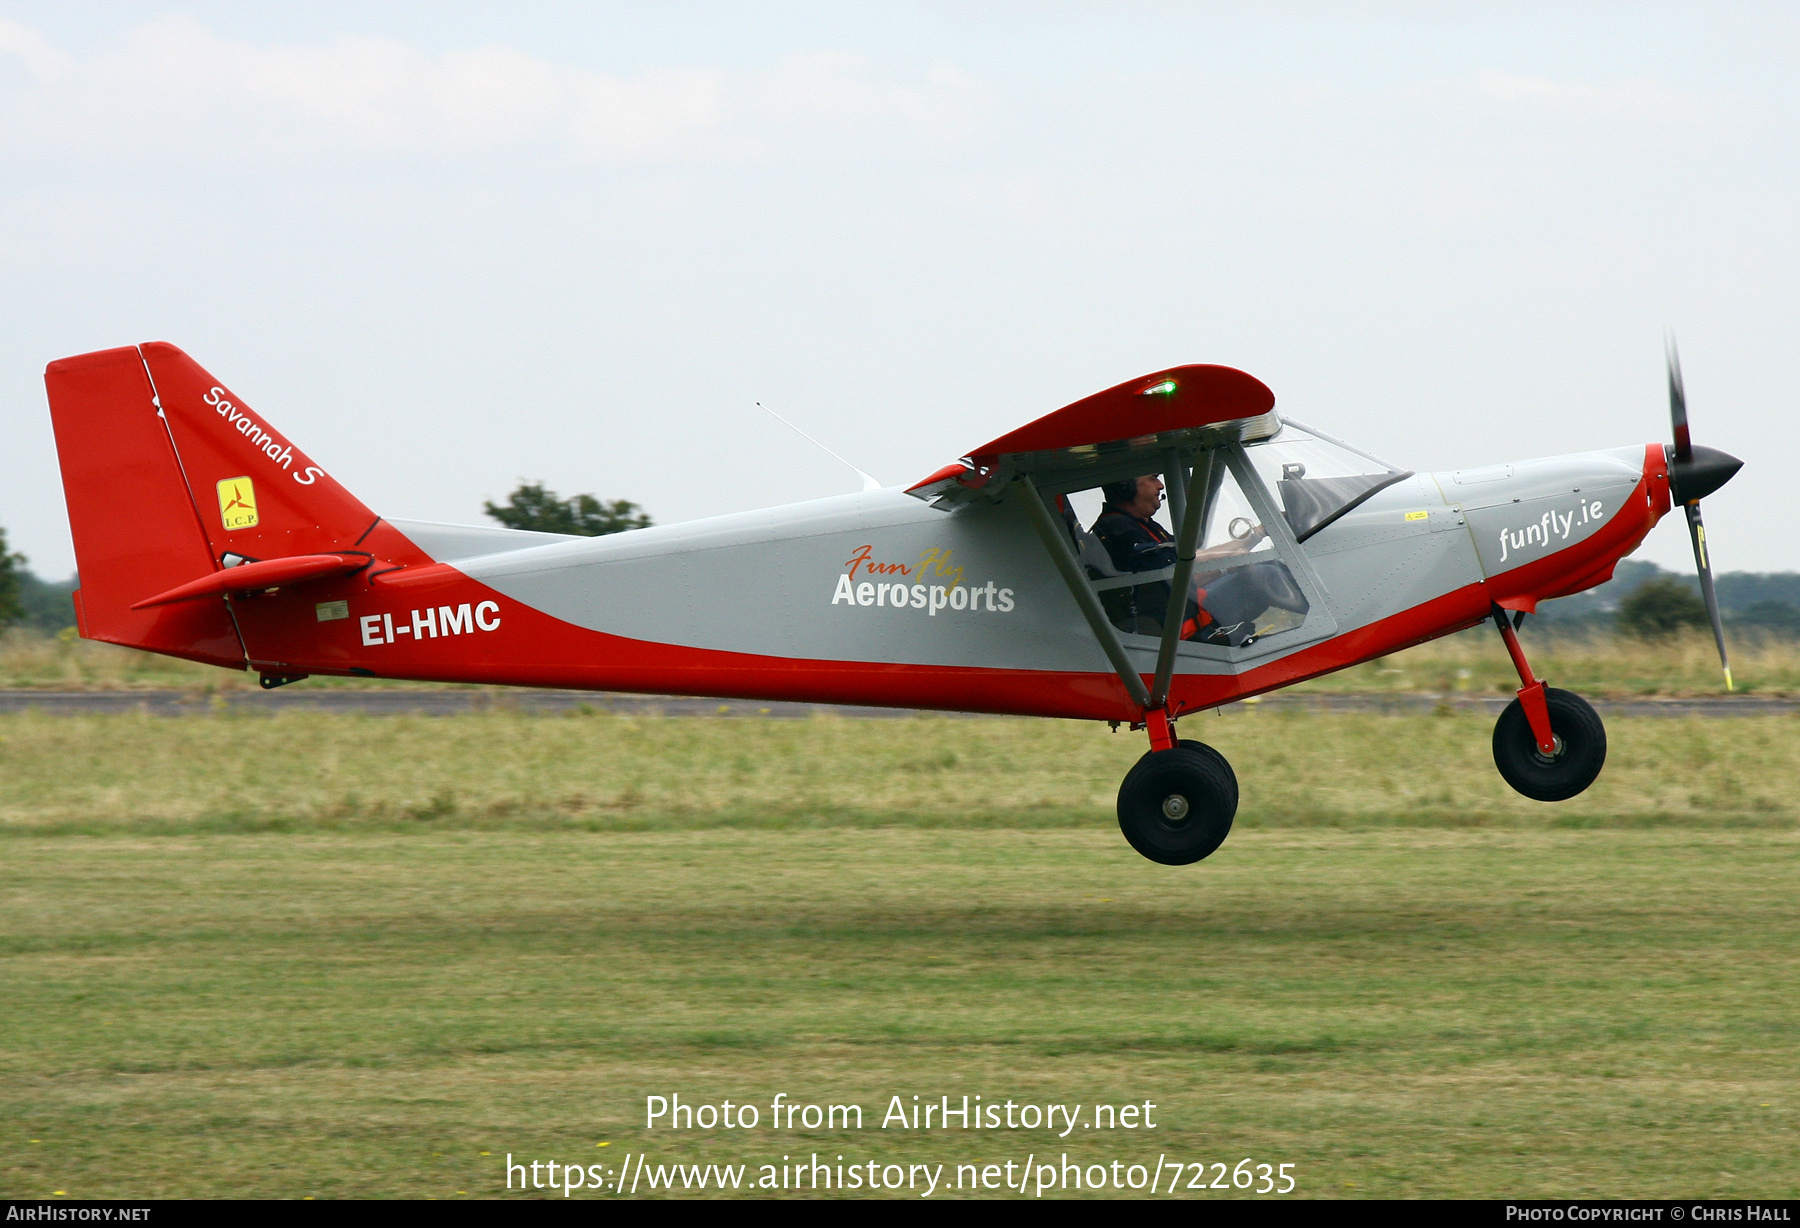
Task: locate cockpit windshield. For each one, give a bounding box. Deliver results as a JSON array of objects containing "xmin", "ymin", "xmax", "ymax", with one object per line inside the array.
[{"xmin": 1244, "ymin": 420, "xmax": 1412, "ymax": 543}]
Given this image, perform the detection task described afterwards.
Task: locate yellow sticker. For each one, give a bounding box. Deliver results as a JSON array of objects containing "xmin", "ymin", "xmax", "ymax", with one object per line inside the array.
[
  {"xmin": 217, "ymin": 477, "xmax": 259, "ymax": 531},
  {"xmin": 1405, "ymin": 510, "xmax": 1429, "ymax": 521}
]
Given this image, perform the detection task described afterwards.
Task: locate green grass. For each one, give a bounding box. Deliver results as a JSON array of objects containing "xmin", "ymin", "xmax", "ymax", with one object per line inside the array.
[
  {"xmin": 1291, "ymin": 627, "xmax": 1800, "ymax": 698},
  {"xmin": 1, "ymin": 713, "xmax": 1796, "ymax": 1199},
  {"xmin": 4, "ymin": 625, "xmax": 1795, "ymax": 696},
  {"xmin": 0, "ymin": 710, "xmax": 1794, "ymax": 836}
]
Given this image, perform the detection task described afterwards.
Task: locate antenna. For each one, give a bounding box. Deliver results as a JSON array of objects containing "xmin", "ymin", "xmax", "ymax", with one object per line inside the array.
[{"xmin": 755, "ymin": 401, "xmax": 882, "ymax": 491}]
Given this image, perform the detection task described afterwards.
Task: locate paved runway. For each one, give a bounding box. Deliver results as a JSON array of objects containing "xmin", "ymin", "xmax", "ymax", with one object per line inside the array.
[{"xmin": 0, "ymin": 689, "xmax": 1789, "ymax": 719}]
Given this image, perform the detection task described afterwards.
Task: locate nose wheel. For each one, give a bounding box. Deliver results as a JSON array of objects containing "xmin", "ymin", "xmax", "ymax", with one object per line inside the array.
[
  {"xmin": 1117, "ymin": 739, "xmax": 1238, "ymax": 865},
  {"xmin": 1487, "ymin": 603, "xmax": 1607, "ymax": 801},
  {"xmin": 1493, "ymin": 687, "xmax": 1606, "ymax": 801}
]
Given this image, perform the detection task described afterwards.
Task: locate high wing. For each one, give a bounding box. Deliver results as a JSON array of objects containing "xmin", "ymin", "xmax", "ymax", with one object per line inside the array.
[
  {"xmin": 906, "ymin": 364, "xmax": 1279, "ymax": 506},
  {"xmin": 903, "ymin": 363, "xmax": 1292, "ymax": 738}
]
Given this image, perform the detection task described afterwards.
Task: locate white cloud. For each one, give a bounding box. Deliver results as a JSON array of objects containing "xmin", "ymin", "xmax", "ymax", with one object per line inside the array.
[
  {"xmin": 0, "ymin": 16, "xmax": 987, "ymax": 163},
  {"xmin": 0, "ymin": 17, "xmax": 67, "ymax": 81}
]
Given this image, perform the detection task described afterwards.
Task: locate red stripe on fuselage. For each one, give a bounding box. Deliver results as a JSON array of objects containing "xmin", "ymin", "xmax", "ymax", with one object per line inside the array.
[{"xmin": 232, "ymin": 564, "xmax": 1137, "ymax": 717}]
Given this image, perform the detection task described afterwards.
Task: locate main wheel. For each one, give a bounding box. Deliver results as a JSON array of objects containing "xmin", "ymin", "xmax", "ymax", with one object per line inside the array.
[
  {"xmin": 1117, "ymin": 744, "xmax": 1238, "ymax": 865},
  {"xmin": 1137, "ymin": 738, "xmax": 1238, "ymax": 792},
  {"xmin": 1175, "ymin": 738, "xmax": 1238, "ymax": 781},
  {"xmin": 1492, "ymin": 687, "xmax": 1607, "ymax": 802}
]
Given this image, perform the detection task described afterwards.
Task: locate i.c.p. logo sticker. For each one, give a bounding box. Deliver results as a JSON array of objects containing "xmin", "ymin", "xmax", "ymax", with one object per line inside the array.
[{"xmin": 217, "ymin": 477, "xmax": 258, "ymax": 531}]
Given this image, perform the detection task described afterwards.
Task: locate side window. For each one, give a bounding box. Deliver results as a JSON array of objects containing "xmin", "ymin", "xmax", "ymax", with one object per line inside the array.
[{"xmin": 1055, "ymin": 460, "xmax": 1310, "ymax": 647}]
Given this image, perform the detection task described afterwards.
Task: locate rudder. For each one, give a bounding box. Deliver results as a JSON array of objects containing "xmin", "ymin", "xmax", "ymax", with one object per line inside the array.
[{"xmin": 44, "ymin": 347, "xmax": 244, "ymax": 667}]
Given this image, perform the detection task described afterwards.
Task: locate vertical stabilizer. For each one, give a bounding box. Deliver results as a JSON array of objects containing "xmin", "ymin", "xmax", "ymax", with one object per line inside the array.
[
  {"xmin": 45, "ymin": 342, "xmax": 434, "ymax": 671},
  {"xmin": 139, "ymin": 342, "xmax": 428, "ymax": 566}
]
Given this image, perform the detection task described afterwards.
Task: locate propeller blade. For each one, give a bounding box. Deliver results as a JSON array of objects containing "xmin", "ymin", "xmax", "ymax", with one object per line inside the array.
[
  {"xmin": 1684, "ymin": 502, "xmax": 1733, "ymax": 692},
  {"xmin": 1666, "ymin": 335, "xmax": 1692, "ymax": 461}
]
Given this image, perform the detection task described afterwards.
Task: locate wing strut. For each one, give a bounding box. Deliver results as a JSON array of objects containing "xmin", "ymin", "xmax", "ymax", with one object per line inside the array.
[
  {"xmin": 1163, "ymin": 448, "xmax": 1189, "ymax": 539},
  {"xmin": 1017, "ymin": 474, "xmax": 1152, "ymax": 710},
  {"xmin": 1149, "ymin": 451, "xmax": 1217, "ymax": 709}
]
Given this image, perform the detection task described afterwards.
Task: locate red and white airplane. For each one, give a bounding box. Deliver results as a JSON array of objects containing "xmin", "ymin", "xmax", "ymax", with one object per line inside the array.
[{"xmin": 45, "ymin": 343, "xmax": 1740, "ymax": 865}]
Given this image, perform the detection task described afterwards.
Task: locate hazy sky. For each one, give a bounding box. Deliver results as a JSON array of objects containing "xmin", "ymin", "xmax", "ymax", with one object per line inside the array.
[{"xmin": 2, "ymin": 2, "xmax": 1795, "ymax": 579}]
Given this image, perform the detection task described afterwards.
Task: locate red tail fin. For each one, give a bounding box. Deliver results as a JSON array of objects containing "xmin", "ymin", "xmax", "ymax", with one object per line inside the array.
[
  {"xmin": 45, "ymin": 343, "xmax": 429, "ymax": 668},
  {"xmin": 139, "ymin": 342, "xmax": 426, "ymax": 567}
]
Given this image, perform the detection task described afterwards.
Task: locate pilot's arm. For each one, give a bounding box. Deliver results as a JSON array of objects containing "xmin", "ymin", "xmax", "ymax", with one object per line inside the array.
[{"xmin": 1192, "ymin": 523, "xmax": 1267, "ymax": 565}]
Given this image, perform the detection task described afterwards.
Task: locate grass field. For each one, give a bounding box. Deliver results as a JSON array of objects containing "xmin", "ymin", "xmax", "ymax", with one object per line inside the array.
[
  {"xmin": 3, "ymin": 625, "xmax": 1796, "ymax": 697},
  {"xmin": 1, "ymin": 709, "xmax": 1798, "ymax": 835},
  {"xmin": 2, "ymin": 712, "xmax": 1797, "ymax": 1200}
]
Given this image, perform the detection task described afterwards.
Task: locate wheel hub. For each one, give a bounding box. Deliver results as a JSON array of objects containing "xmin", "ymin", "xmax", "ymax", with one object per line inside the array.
[
  {"xmin": 1161, "ymin": 793, "xmax": 1191, "ymax": 822},
  {"xmin": 1532, "ymin": 733, "xmax": 1565, "ymax": 764}
]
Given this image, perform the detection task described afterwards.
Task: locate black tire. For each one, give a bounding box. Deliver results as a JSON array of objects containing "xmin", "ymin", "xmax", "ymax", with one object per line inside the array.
[
  {"xmin": 1132, "ymin": 739, "xmax": 1238, "ymax": 783},
  {"xmin": 1117, "ymin": 745, "xmax": 1238, "ymax": 865},
  {"xmin": 1167, "ymin": 739, "xmax": 1240, "ymax": 802},
  {"xmin": 1492, "ymin": 687, "xmax": 1607, "ymax": 802}
]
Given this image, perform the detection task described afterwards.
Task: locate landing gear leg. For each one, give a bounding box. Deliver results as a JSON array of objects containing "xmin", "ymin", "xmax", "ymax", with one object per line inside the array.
[
  {"xmin": 1489, "ymin": 604, "xmax": 1606, "ymax": 801},
  {"xmin": 1143, "ymin": 707, "xmax": 1176, "ymax": 752},
  {"xmin": 1491, "ymin": 605, "xmax": 1557, "ymax": 754},
  {"xmin": 1117, "ymin": 713, "xmax": 1239, "ymax": 865}
]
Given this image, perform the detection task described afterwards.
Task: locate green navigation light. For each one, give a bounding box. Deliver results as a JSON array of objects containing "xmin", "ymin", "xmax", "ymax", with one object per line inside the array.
[{"xmin": 1142, "ymin": 379, "xmax": 1178, "ymax": 396}]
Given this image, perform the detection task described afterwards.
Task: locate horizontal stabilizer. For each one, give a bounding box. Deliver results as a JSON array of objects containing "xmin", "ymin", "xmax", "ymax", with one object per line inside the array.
[{"xmin": 131, "ymin": 553, "xmax": 370, "ymax": 609}]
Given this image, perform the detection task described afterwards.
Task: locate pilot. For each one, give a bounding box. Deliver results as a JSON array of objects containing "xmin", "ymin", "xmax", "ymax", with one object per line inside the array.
[{"xmin": 1092, "ymin": 475, "xmax": 1272, "ymax": 644}]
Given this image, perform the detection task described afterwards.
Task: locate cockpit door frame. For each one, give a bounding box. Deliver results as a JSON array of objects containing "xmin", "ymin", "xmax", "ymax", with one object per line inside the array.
[
  {"xmin": 1218, "ymin": 442, "xmax": 1341, "ymax": 649},
  {"xmin": 1016, "ymin": 441, "xmax": 1344, "ymax": 716}
]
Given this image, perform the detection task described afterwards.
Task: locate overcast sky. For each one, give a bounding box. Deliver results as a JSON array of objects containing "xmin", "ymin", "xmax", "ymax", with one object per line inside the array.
[{"xmin": 2, "ymin": 2, "xmax": 1794, "ymax": 579}]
